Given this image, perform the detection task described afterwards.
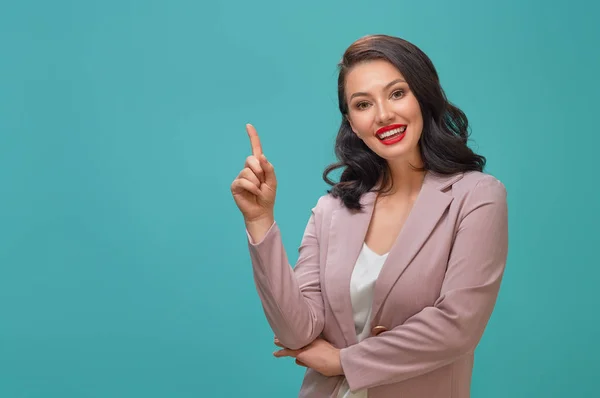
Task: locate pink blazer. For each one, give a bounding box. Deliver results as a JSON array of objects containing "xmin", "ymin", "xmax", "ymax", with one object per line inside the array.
[{"xmin": 247, "ymin": 171, "xmax": 508, "ymax": 398}]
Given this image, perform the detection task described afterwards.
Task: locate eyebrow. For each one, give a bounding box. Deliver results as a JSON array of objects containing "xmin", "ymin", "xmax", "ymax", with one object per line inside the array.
[{"xmin": 349, "ymin": 78, "xmax": 406, "ymax": 100}]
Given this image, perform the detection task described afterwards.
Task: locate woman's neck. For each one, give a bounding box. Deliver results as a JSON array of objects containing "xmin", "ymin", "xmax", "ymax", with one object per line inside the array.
[{"xmin": 382, "ymin": 154, "xmax": 426, "ymax": 199}]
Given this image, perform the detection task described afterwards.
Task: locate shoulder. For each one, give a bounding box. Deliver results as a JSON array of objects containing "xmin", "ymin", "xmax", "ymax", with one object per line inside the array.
[
  {"xmin": 311, "ymin": 192, "xmax": 344, "ymax": 214},
  {"xmin": 447, "ymin": 171, "xmax": 508, "ymax": 223},
  {"xmin": 302, "ymin": 192, "xmax": 342, "ymax": 234},
  {"xmin": 451, "ymin": 171, "xmax": 507, "ymax": 200}
]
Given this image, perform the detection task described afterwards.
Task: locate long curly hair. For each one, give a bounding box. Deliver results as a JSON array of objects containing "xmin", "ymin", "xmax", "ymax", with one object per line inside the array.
[{"xmin": 323, "ymin": 35, "xmax": 486, "ymax": 210}]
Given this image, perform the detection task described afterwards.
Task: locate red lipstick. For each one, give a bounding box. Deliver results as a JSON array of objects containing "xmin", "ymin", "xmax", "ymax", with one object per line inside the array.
[{"xmin": 375, "ymin": 124, "xmax": 407, "ymax": 146}]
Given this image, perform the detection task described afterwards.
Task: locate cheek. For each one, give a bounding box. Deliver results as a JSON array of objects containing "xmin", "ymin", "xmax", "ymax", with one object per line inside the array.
[
  {"xmin": 394, "ymin": 99, "xmax": 421, "ymax": 121},
  {"xmin": 399, "ymin": 101, "xmax": 423, "ymax": 135},
  {"xmin": 412, "ymin": 103, "xmax": 424, "ymax": 127},
  {"xmin": 350, "ymin": 113, "xmax": 374, "ymax": 135}
]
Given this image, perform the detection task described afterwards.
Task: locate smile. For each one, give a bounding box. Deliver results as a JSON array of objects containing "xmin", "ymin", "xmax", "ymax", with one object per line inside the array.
[{"xmin": 375, "ymin": 124, "xmax": 407, "ymax": 145}]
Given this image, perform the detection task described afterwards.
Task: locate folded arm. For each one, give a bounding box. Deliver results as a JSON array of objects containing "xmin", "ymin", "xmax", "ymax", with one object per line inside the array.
[{"xmin": 340, "ymin": 178, "xmax": 509, "ymax": 391}]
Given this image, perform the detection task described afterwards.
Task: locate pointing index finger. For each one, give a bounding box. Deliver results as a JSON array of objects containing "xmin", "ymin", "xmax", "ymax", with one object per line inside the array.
[{"xmin": 246, "ymin": 123, "xmax": 263, "ymax": 157}]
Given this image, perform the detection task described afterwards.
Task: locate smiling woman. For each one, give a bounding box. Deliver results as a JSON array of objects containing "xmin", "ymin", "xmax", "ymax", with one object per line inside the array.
[
  {"xmin": 324, "ymin": 35, "xmax": 486, "ymax": 211},
  {"xmin": 231, "ymin": 34, "xmax": 508, "ymax": 398}
]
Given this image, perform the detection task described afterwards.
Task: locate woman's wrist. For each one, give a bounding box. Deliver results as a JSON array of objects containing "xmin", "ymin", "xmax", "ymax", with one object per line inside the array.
[{"xmin": 245, "ymin": 215, "xmax": 275, "ymax": 244}]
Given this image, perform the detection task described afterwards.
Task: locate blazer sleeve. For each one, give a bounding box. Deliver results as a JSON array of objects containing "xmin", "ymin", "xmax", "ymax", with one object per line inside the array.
[
  {"xmin": 246, "ymin": 198, "xmax": 326, "ymax": 350},
  {"xmin": 340, "ymin": 177, "xmax": 509, "ymax": 392}
]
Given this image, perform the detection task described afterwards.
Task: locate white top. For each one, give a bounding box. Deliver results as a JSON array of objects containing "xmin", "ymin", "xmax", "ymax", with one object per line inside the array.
[{"xmin": 337, "ymin": 243, "xmax": 389, "ymax": 398}]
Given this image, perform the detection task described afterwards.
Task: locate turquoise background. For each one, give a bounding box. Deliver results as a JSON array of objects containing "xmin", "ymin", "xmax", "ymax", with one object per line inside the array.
[{"xmin": 1, "ymin": 0, "xmax": 598, "ymax": 396}]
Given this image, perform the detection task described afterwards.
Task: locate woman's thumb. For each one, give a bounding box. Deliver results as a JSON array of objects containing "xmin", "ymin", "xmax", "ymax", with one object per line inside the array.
[{"xmin": 260, "ymin": 155, "xmax": 277, "ymax": 188}]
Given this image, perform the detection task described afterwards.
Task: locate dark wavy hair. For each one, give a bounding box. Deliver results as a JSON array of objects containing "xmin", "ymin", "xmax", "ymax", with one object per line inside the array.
[{"xmin": 323, "ymin": 35, "xmax": 486, "ymax": 210}]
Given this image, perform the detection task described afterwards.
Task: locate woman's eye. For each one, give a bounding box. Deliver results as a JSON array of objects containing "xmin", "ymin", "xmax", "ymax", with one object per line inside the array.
[
  {"xmin": 356, "ymin": 102, "xmax": 370, "ymax": 110},
  {"xmin": 391, "ymin": 90, "xmax": 404, "ymax": 99}
]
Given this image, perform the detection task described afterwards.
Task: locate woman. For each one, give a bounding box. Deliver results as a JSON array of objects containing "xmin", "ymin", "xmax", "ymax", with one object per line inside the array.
[{"xmin": 230, "ymin": 34, "xmax": 508, "ymax": 398}]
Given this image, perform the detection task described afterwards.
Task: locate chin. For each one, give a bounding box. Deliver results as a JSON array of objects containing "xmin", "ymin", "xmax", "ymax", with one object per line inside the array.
[{"xmin": 375, "ymin": 141, "xmax": 420, "ymax": 162}]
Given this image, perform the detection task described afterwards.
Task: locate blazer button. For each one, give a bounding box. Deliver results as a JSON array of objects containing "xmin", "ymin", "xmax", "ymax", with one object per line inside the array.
[{"xmin": 372, "ymin": 325, "xmax": 388, "ymax": 336}]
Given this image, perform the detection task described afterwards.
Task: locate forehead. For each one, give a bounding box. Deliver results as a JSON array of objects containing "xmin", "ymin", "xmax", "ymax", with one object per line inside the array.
[{"xmin": 345, "ymin": 59, "xmax": 406, "ymax": 92}]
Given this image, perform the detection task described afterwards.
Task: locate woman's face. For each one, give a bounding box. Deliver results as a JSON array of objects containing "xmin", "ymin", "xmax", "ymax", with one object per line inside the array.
[{"xmin": 345, "ymin": 59, "xmax": 423, "ymax": 163}]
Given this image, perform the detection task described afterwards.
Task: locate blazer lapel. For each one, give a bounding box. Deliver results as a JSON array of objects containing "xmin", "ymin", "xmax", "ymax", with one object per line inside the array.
[
  {"xmin": 324, "ymin": 172, "xmax": 463, "ymax": 345},
  {"xmin": 370, "ymin": 172, "xmax": 461, "ymax": 321},
  {"xmin": 324, "ymin": 191, "xmax": 376, "ymax": 346}
]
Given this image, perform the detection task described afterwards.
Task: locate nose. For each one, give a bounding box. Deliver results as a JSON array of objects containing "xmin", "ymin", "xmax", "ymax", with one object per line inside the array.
[{"xmin": 375, "ymin": 102, "xmax": 394, "ymax": 125}]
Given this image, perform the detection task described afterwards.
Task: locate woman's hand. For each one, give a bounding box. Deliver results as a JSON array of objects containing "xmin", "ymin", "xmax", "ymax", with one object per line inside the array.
[
  {"xmin": 231, "ymin": 124, "xmax": 277, "ymax": 240},
  {"xmin": 273, "ymin": 337, "xmax": 344, "ymax": 377}
]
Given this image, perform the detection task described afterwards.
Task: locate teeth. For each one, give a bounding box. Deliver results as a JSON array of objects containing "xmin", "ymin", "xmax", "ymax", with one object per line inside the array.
[{"xmin": 378, "ymin": 126, "xmax": 406, "ymax": 139}]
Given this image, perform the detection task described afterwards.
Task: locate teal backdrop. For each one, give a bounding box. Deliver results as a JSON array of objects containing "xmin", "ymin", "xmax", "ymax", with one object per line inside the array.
[{"xmin": 1, "ymin": 0, "xmax": 598, "ymax": 396}]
